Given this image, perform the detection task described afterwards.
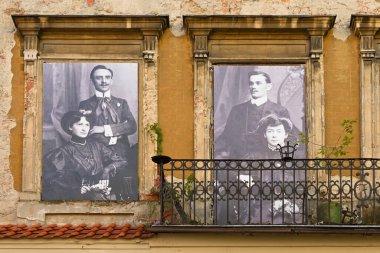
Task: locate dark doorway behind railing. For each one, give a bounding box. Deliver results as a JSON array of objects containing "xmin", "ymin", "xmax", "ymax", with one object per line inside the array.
[{"xmin": 151, "ymin": 157, "xmax": 380, "ymax": 232}]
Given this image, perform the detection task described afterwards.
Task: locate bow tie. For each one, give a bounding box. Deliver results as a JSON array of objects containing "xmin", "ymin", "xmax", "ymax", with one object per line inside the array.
[{"xmin": 95, "ymin": 97, "xmax": 119, "ymax": 123}]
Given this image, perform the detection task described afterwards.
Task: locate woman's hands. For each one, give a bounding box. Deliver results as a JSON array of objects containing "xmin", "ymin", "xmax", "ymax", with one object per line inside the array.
[{"xmin": 81, "ymin": 180, "xmax": 111, "ymax": 195}]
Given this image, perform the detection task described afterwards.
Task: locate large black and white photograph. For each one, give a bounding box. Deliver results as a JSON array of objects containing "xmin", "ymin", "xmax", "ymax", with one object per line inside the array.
[
  {"xmin": 42, "ymin": 63, "xmax": 138, "ymax": 201},
  {"xmin": 214, "ymin": 65, "xmax": 306, "ymax": 159},
  {"xmin": 213, "ymin": 65, "xmax": 306, "ymax": 224}
]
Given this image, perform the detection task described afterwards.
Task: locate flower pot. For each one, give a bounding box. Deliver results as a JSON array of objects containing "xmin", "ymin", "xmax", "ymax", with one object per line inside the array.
[{"xmin": 144, "ymin": 193, "xmax": 159, "ymax": 201}]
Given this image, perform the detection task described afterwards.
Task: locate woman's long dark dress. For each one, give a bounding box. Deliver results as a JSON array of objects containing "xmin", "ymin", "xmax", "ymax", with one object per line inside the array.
[
  {"xmin": 42, "ymin": 140, "xmax": 127, "ymax": 200},
  {"xmin": 216, "ymin": 138, "xmax": 306, "ymax": 225}
]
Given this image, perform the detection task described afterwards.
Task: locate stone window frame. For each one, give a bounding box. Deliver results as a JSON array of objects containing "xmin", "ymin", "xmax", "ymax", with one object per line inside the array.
[
  {"xmin": 12, "ymin": 15, "xmax": 168, "ymax": 208},
  {"xmin": 183, "ymin": 15, "xmax": 336, "ymax": 159},
  {"xmin": 350, "ymin": 15, "xmax": 380, "ymax": 158}
]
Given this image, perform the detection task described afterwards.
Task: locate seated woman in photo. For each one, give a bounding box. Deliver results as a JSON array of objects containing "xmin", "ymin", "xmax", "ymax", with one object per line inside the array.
[
  {"xmin": 227, "ymin": 114, "xmax": 305, "ymax": 225},
  {"xmin": 252, "ymin": 113, "xmax": 305, "ymax": 224},
  {"xmin": 42, "ymin": 110, "xmax": 127, "ymax": 201},
  {"xmin": 251, "ymin": 113, "xmax": 299, "ymax": 159}
]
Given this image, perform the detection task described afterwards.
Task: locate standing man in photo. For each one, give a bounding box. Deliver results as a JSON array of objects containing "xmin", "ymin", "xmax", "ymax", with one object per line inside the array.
[
  {"xmin": 79, "ymin": 65, "xmax": 138, "ymax": 200},
  {"xmin": 215, "ymin": 70, "xmax": 290, "ymax": 159}
]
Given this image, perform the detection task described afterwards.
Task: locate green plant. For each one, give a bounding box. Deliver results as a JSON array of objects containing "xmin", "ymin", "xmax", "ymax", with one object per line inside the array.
[
  {"xmin": 298, "ymin": 119, "xmax": 356, "ymax": 158},
  {"xmin": 145, "ymin": 122, "xmax": 163, "ymax": 155},
  {"xmin": 184, "ymin": 173, "xmax": 196, "ymax": 200}
]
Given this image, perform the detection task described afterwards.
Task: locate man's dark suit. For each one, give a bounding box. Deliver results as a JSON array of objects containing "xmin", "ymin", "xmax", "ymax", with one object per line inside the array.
[
  {"xmin": 215, "ymin": 100, "xmax": 290, "ymax": 159},
  {"xmin": 79, "ymin": 95, "xmax": 138, "ymax": 200}
]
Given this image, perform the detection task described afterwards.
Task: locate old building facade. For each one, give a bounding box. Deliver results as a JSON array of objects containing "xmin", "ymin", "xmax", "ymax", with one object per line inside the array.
[{"xmin": 2, "ymin": 0, "xmax": 380, "ymax": 252}]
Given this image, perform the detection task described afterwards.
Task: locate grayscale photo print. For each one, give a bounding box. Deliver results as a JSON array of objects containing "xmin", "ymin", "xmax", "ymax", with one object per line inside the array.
[
  {"xmin": 213, "ymin": 65, "xmax": 306, "ymax": 224},
  {"xmin": 214, "ymin": 65, "xmax": 306, "ymax": 160},
  {"xmin": 42, "ymin": 62, "xmax": 138, "ymax": 201}
]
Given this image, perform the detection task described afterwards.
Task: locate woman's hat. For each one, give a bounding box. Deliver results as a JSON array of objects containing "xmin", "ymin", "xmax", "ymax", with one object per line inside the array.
[{"xmin": 256, "ymin": 113, "xmax": 293, "ymax": 134}]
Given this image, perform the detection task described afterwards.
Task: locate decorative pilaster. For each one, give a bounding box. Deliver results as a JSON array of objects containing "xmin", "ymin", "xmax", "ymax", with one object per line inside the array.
[
  {"xmin": 193, "ymin": 33, "xmax": 211, "ymax": 159},
  {"xmin": 310, "ymin": 35, "xmax": 323, "ymax": 60},
  {"xmin": 143, "ymin": 35, "xmax": 157, "ymax": 62},
  {"xmin": 308, "ymin": 32, "xmax": 326, "ymax": 158},
  {"xmin": 360, "ymin": 35, "xmax": 376, "ymax": 59},
  {"xmin": 350, "ymin": 15, "xmax": 380, "ymax": 158},
  {"xmin": 359, "ymin": 34, "xmax": 376, "ymax": 158},
  {"xmin": 142, "ymin": 33, "xmax": 160, "ymax": 194},
  {"xmin": 194, "ymin": 35, "xmax": 208, "ymax": 59},
  {"xmin": 22, "ymin": 30, "xmax": 39, "ymax": 193}
]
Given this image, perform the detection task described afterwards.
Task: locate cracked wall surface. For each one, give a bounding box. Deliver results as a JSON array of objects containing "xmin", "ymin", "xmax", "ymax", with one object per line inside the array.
[{"xmin": 0, "ymin": 0, "xmax": 375, "ymax": 225}]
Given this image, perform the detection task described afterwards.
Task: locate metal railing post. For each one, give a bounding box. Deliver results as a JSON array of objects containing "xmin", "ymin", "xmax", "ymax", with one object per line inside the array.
[{"xmin": 151, "ymin": 155, "xmax": 172, "ymax": 225}]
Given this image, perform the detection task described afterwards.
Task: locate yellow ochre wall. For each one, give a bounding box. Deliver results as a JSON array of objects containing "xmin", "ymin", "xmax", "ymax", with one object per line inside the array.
[
  {"xmin": 158, "ymin": 30, "xmax": 194, "ymax": 159},
  {"xmin": 324, "ymin": 31, "xmax": 361, "ymax": 157}
]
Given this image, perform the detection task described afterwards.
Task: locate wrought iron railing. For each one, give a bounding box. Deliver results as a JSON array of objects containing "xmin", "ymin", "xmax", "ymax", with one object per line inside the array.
[{"xmin": 151, "ymin": 157, "xmax": 380, "ymax": 231}]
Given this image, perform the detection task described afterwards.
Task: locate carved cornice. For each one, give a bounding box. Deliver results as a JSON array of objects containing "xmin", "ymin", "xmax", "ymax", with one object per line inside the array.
[
  {"xmin": 184, "ymin": 15, "xmax": 335, "ymax": 61},
  {"xmin": 13, "ymin": 15, "xmax": 169, "ymax": 61},
  {"xmin": 12, "ymin": 15, "xmax": 169, "ymax": 37},
  {"xmin": 350, "ymin": 15, "xmax": 380, "ymax": 59},
  {"xmin": 350, "ymin": 15, "xmax": 380, "ymax": 36},
  {"xmin": 184, "ymin": 15, "xmax": 336, "ymax": 35}
]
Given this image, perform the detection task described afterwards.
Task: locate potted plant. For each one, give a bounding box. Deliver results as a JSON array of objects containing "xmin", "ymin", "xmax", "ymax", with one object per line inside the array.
[{"xmin": 300, "ymin": 119, "xmax": 356, "ymax": 224}]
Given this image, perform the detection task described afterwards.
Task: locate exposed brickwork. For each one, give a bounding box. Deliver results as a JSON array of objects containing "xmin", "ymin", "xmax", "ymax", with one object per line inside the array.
[{"xmin": 0, "ymin": 223, "xmax": 154, "ymax": 239}]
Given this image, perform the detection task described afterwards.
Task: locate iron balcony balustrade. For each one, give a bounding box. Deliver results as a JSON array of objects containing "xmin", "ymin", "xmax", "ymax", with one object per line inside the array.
[{"xmin": 150, "ymin": 156, "xmax": 380, "ymax": 233}]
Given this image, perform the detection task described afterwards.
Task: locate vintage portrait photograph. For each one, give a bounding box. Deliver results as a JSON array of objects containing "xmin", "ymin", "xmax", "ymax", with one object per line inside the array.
[
  {"xmin": 213, "ymin": 65, "xmax": 306, "ymax": 224},
  {"xmin": 41, "ymin": 62, "xmax": 139, "ymax": 201},
  {"xmin": 214, "ymin": 65, "xmax": 306, "ymax": 160}
]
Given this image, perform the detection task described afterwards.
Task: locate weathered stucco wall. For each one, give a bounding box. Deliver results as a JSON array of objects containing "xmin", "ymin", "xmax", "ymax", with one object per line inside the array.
[
  {"xmin": 324, "ymin": 31, "xmax": 361, "ymax": 157},
  {"xmin": 158, "ymin": 30, "xmax": 194, "ymax": 158},
  {"xmin": 0, "ymin": 0, "xmax": 379, "ymax": 250}
]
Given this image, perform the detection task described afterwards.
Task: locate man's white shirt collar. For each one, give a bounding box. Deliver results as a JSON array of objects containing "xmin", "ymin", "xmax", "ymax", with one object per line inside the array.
[
  {"xmin": 250, "ymin": 96, "xmax": 267, "ymax": 106},
  {"xmin": 95, "ymin": 90, "xmax": 111, "ymax": 98}
]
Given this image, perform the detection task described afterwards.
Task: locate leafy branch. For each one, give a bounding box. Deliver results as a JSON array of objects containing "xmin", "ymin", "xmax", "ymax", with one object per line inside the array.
[
  {"xmin": 298, "ymin": 119, "xmax": 356, "ymax": 158},
  {"xmin": 145, "ymin": 122, "xmax": 163, "ymax": 155},
  {"xmin": 184, "ymin": 173, "xmax": 196, "ymax": 200}
]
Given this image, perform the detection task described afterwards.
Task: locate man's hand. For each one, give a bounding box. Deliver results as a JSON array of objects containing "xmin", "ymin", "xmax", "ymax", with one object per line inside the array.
[{"xmin": 89, "ymin": 125, "xmax": 105, "ymax": 135}]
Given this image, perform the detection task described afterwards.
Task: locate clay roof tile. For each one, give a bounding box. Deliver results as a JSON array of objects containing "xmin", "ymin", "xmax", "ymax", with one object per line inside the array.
[{"xmin": 0, "ymin": 223, "xmax": 154, "ymax": 240}]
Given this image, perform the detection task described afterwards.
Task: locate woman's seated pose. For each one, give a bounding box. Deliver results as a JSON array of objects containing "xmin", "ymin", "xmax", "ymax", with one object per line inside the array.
[{"xmin": 42, "ymin": 110, "xmax": 127, "ymax": 200}]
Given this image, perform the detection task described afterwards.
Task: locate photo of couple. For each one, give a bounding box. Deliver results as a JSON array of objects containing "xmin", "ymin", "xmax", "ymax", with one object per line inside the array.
[
  {"xmin": 213, "ymin": 65, "xmax": 306, "ymax": 224},
  {"xmin": 41, "ymin": 63, "xmax": 138, "ymax": 201},
  {"xmin": 214, "ymin": 66, "xmax": 306, "ymax": 160}
]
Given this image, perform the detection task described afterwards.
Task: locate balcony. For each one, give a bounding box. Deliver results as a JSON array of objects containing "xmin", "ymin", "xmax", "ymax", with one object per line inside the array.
[{"xmin": 149, "ymin": 156, "xmax": 380, "ymax": 233}]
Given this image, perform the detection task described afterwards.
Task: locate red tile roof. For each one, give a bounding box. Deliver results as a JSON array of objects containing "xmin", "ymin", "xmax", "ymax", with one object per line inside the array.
[{"xmin": 0, "ymin": 224, "xmax": 154, "ymax": 239}]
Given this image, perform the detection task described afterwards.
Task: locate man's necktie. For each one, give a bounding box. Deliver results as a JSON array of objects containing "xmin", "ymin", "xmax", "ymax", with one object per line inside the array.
[{"xmin": 96, "ymin": 97, "xmax": 120, "ymax": 123}]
